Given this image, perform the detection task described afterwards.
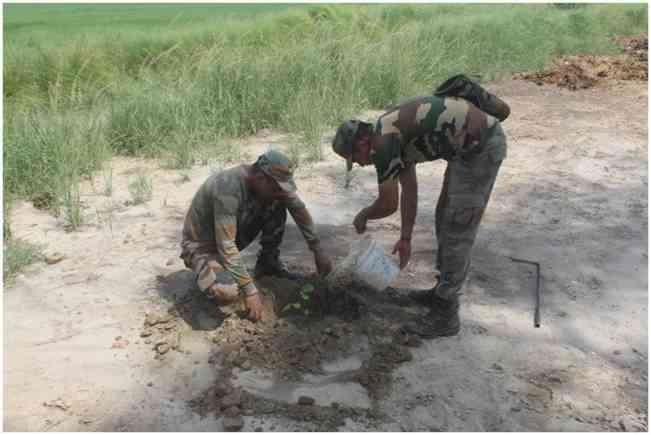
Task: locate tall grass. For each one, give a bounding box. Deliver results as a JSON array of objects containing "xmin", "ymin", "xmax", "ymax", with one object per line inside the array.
[{"xmin": 3, "ymin": 3, "xmax": 648, "ymax": 210}]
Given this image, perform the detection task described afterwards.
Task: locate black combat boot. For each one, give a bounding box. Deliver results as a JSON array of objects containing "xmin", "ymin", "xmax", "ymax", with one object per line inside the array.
[
  {"xmin": 401, "ymin": 294, "xmax": 461, "ymax": 338},
  {"xmin": 254, "ymin": 250, "xmax": 303, "ymax": 280}
]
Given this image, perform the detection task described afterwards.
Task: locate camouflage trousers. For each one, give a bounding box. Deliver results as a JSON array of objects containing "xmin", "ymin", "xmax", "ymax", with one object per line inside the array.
[
  {"xmin": 180, "ymin": 200, "xmax": 287, "ymax": 299},
  {"xmin": 434, "ymin": 124, "xmax": 507, "ymax": 300}
]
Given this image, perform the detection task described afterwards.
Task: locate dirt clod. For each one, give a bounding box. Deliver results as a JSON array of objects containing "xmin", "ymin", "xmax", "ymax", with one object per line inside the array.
[
  {"xmin": 145, "ymin": 312, "xmax": 175, "ymax": 327},
  {"xmin": 222, "ymin": 416, "xmax": 244, "ymax": 432},
  {"xmin": 45, "ymin": 253, "xmax": 65, "ymax": 265},
  {"xmin": 155, "ymin": 343, "xmax": 170, "ymax": 355},
  {"xmin": 298, "ymin": 396, "xmax": 315, "ymax": 406}
]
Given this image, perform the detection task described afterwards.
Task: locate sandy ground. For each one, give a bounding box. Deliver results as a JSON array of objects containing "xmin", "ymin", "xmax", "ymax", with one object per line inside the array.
[{"xmin": 3, "ymin": 78, "xmax": 648, "ymax": 431}]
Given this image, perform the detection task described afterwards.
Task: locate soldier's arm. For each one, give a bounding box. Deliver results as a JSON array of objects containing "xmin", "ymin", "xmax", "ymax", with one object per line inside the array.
[
  {"xmin": 284, "ymin": 195, "xmax": 321, "ymax": 251},
  {"xmin": 398, "ymin": 162, "xmax": 418, "ymax": 240},
  {"xmin": 362, "ymin": 179, "xmax": 399, "ymax": 221},
  {"xmin": 213, "ymin": 213, "xmax": 258, "ymax": 297}
]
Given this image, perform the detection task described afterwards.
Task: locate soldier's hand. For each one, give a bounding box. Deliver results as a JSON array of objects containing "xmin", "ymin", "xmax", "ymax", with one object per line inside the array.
[
  {"xmin": 313, "ymin": 248, "xmax": 333, "ymax": 277},
  {"xmin": 392, "ymin": 238, "xmax": 412, "ymax": 269},
  {"xmin": 353, "ymin": 210, "xmax": 368, "ymax": 234},
  {"xmin": 244, "ymin": 293, "xmax": 264, "ymax": 322}
]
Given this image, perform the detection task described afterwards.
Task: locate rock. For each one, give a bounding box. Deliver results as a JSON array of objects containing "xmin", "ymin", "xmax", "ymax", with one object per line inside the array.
[
  {"xmin": 43, "ymin": 398, "xmax": 69, "ymax": 411},
  {"xmin": 224, "ymin": 406, "xmax": 240, "ymax": 418},
  {"xmin": 165, "ymin": 258, "xmax": 174, "ymax": 266},
  {"xmin": 144, "ymin": 339, "xmax": 152, "ymax": 345},
  {"xmin": 221, "ymin": 391, "xmax": 242, "ymax": 409},
  {"xmin": 511, "ymin": 407, "xmax": 521, "ymax": 412},
  {"xmin": 45, "ymin": 253, "xmax": 65, "ymax": 265},
  {"xmin": 491, "ymin": 363, "xmax": 504, "ymax": 371},
  {"xmin": 223, "ymin": 416, "xmax": 244, "ymax": 432},
  {"xmin": 614, "ymin": 350, "xmax": 622, "ymax": 355},
  {"xmin": 240, "ymin": 360, "xmax": 252, "ymax": 371},
  {"xmin": 298, "ymin": 396, "xmax": 315, "ymax": 406},
  {"xmin": 140, "ymin": 329, "xmax": 153, "ymax": 337},
  {"xmin": 156, "ymin": 343, "xmax": 170, "ymax": 355},
  {"xmin": 147, "ymin": 382, "xmax": 153, "ymax": 387},
  {"xmin": 547, "ymin": 375, "xmax": 562, "ymax": 384}
]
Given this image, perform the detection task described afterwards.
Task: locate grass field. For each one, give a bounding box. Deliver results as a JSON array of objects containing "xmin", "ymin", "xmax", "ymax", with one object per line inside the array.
[{"xmin": 2, "ymin": 3, "xmax": 648, "ymax": 244}]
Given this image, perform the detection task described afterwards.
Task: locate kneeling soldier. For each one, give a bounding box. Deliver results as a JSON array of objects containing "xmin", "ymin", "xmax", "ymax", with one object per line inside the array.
[{"xmin": 181, "ymin": 150, "xmax": 333, "ymax": 322}]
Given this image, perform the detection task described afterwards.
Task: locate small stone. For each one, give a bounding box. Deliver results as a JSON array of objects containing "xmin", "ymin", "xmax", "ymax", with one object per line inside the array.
[
  {"xmin": 147, "ymin": 382, "xmax": 153, "ymax": 387},
  {"xmin": 298, "ymin": 396, "xmax": 315, "ymax": 406},
  {"xmin": 140, "ymin": 329, "xmax": 153, "ymax": 337},
  {"xmin": 45, "ymin": 253, "xmax": 65, "ymax": 265},
  {"xmin": 224, "ymin": 406, "xmax": 240, "ymax": 418},
  {"xmin": 491, "ymin": 363, "xmax": 503, "ymax": 371},
  {"xmin": 156, "ymin": 343, "xmax": 170, "ymax": 355},
  {"xmin": 223, "ymin": 416, "xmax": 244, "ymax": 432},
  {"xmin": 166, "ymin": 258, "xmax": 174, "ymax": 266},
  {"xmin": 613, "ymin": 350, "xmax": 622, "ymax": 355},
  {"xmin": 511, "ymin": 407, "xmax": 521, "ymax": 412},
  {"xmin": 547, "ymin": 375, "xmax": 562, "ymax": 384},
  {"xmin": 144, "ymin": 339, "xmax": 151, "ymax": 345},
  {"xmin": 241, "ymin": 360, "xmax": 252, "ymax": 371},
  {"xmin": 619, "ymin": 420, "xmax": 627, "ymax": 431}
]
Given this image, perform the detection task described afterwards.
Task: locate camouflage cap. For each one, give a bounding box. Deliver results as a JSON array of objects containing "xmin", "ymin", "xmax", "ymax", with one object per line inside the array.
[
  {"xmin": 255, "ymin": 149, "xmax": 297, "ymax": 193},
  {"xmin": 332, "ymin": 119, "xmax": 365, "ymax": 172}
]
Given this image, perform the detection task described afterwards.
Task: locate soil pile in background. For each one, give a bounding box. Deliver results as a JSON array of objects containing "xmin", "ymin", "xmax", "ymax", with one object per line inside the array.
[{"xmin": 514, "ymin": 34, "xmax": 647, "ymax": 90}]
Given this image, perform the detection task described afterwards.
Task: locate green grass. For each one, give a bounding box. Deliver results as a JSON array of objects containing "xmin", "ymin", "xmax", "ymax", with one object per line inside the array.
[
  {"xmin": 3, "ymin": 3, "xmax": 648, "ymax": 229},
  {"xmin": 3, "ymin": 238, "xmax": 39, "ymax": 285}
]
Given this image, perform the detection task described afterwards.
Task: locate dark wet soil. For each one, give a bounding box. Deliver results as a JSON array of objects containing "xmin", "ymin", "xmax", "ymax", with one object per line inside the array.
[{"xmin": 145, "ymin": 273, "xmax": 429, "ymax": 429}]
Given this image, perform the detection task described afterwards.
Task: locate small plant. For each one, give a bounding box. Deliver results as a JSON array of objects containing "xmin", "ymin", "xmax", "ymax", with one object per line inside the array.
[
  {"xmin": 128, "ymin": 173, "xmax": 153, "ymax": 204},
  {"xmin": 102, "ymin": 167, "xmax": 113, "ymax": 197},
  {"xmin": 59, "ymin": 182, "xmax": 83, "ymax": 231},
  {"xmin": 4, "ymin": 194, "xmax": 13, "ymax": 241},
  {"xmin": 282, "ymin": 283, "xmax": 315, "ymax": 316},
  {"xmin": 3, "ymin": 238, "xmax": 39, "ymax": 285}
]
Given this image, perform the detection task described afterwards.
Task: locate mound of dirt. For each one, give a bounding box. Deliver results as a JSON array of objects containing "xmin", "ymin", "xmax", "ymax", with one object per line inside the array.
[
  {"xmin": 514, "ymin": 34, "xmax": 647, "ymax": 90},
  {"xmin": 181, "ymin": 277, "xmax": 430, "ymax": 430}
]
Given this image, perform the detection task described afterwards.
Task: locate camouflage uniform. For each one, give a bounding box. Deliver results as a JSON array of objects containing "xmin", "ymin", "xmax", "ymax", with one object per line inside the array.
[
  {"xmin": 340, "ymin": 95, "xmax": 507, "ymax": 300},
  {"xmin": 180, "ymin": 163, "xmax": 319, "ymax": 300}
]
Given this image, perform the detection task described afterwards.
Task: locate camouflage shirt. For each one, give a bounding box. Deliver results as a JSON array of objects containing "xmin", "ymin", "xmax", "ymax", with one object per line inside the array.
[
  {"xmin": 182, "ymin": 165, "xmax": 319, "ymax": 294},
  {"xmin": 371, "ymin": 95, "xmax": 499, "ymax": 184}
]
